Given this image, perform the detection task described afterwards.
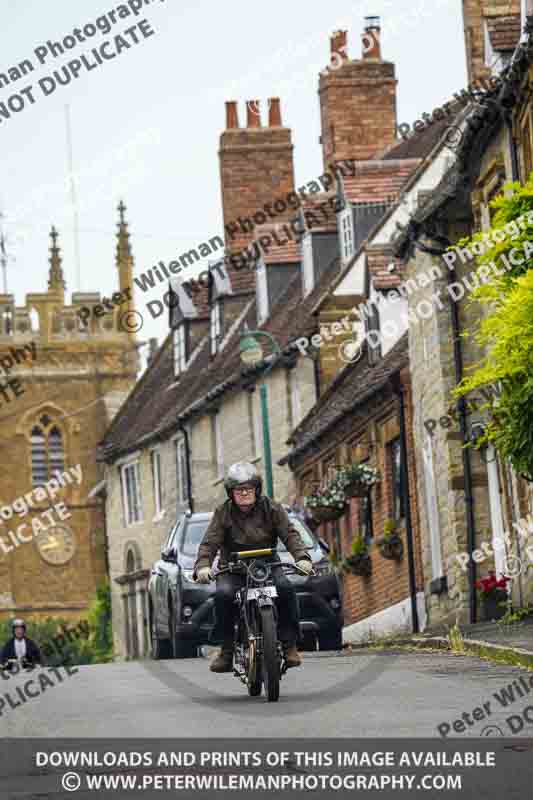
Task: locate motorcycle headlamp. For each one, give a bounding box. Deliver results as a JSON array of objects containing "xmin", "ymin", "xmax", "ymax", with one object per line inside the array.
[{"xmin": 248, "ymin": 561, "xmax": 271, "ymax": 583}]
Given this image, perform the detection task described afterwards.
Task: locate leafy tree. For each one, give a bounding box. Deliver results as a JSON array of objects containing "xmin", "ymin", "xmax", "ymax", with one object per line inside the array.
[{"xmin": 451, "ymin": 179, "xmax": 533, "ymax": 479}]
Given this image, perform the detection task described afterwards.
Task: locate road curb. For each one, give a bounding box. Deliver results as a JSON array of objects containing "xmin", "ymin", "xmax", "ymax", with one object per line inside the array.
[{"xmin": 346, "ymin": 634, "xmax": 533, "ymax": 670}]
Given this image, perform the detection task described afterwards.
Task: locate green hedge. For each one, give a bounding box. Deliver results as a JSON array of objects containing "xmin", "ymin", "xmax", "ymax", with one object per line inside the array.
[{"xmin": 0, "ymin": 579, "xmax": 114, "ymax": 666}]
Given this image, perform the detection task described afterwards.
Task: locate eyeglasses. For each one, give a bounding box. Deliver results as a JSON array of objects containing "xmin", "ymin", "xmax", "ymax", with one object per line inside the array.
[{"xmin": 234, "ymin": 486, "xmax": 254, "ymax": 495}]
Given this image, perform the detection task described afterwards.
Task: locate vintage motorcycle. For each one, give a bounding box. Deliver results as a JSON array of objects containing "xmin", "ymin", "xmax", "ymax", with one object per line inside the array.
[{"xmin": 215, "ymin": 547, "xmax": 314, "ymax": 702}]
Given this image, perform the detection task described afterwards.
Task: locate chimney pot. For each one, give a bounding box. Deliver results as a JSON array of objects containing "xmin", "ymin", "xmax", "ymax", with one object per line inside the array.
[
  {"xmin": 225, "ymin": 101, "xmax": 239, "ymax": 129},
  {"xmin": 362, "ymin": 16, "xmax": 381, "ymax": 59},
  {"xmin": 268, "ymin": 97, "xmax": 282, "ymax": 126},
  {"xmin": 246, "ymin": 99, "xmax": 261, "ymax": 127},
  {"xmin": 330, "ymin": 29, "xmax": 348, "ymax": 63}
]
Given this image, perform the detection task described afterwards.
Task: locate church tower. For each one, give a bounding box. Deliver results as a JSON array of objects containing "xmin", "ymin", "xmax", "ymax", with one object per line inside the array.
[{"xmin": 0, "ymin": 204, "xmax": 139, "ymax": 626}]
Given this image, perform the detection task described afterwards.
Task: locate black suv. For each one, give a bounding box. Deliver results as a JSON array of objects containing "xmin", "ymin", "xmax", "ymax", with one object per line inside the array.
[{"xmin": 148, "ymin": 510, "xmax": 343, "ymax": 658}]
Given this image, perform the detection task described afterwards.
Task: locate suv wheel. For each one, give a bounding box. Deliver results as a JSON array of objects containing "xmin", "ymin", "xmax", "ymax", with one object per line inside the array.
[{"xmin": 150, "ymin": 611, "xmax": 173, "ymax": 660}]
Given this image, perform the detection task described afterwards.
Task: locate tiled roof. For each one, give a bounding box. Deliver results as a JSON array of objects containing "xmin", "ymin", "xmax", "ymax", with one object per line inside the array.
[
  {"xmin": 487, "ymin": 14, "xmax": 521, "ymax": 52},
  {"xmin": 380, "ymin": 114, "xmax": 462, "ymax": 160},
  {"xmin": 341, "ymin": 159, "xmax": 420, "ymax": 204},
  {"xmin": 254, "ymin": 224, "xmax": 301, "ymax": 264},
  {"xmin": 101, "ymin": 255, "xmax": 343, "ymax": 460},
  {"xmin": 282, "ymin": 333, "xmax": 409, "ymax": 463}
]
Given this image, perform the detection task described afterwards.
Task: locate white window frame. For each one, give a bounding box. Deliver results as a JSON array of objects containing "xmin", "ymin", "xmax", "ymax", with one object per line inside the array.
[
  {"xmin": 340, "ymin": 208, "xmax": 354, "ymax": 262},
  {"xmin": 302, "ymin": 234, "xmax": 314, "ymax": 296},
  {"xmin": 210, "ymin": 302, "xmax": 221, "ymax": 356},
  {"xmin": 120, "ymin": 460, "xmax": 143, "ymax": 527},
  {"xmin": 422, "ymin": 432, "xmax": 443, "ymax": 580},
  {"xmin": 175, "ymin": 436, "xmax": 188, "ymax": 506},
  {"xmin": 256, "ymin": 261, "xmax": 269, "ymax": 323},
  {"xmin": 150, "ymin": 449, "xmax": 163, "ymax": 518},
  {"xmin": 173, "ymin": 325, "xmax": 186, "ymax": 376}
]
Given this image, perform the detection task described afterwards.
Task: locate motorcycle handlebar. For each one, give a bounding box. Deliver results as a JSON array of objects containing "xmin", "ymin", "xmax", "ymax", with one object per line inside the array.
[{"xmin": 208, "ymin": 561, "xmax": 316, "ymax": 579}]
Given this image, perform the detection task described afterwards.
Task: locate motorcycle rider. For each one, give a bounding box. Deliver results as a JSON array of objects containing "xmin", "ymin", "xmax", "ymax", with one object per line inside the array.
[
  {"xmin": 1, "ymin": 618, "xmax": 42, "ymax": 671},
  {"xmin": 194, "ymin": 462, "xmax": 313, "ymax": 673}
]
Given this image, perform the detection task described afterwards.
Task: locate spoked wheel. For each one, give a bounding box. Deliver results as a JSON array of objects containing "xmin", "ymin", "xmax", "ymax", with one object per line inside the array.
[
  {"xmin": 260, "ymin": 606, "xmax": 280, "ymax": 702},
  {"xmin": 247, "ymin": 637, "xmax": 262, "ymax": 696}
]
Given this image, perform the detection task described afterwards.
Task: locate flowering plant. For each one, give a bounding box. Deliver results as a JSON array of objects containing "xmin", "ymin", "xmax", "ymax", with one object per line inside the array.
[
  {"xmin": 475, "ymin": 571, "xmax": 510, "ymax": 598},
  {"xmin": 304, "ymin": 479, "xmax": 346, "ymax": 511},
  {"xmin": 336, "ymin": 463, "xmax": 380, "ymax": 488}
]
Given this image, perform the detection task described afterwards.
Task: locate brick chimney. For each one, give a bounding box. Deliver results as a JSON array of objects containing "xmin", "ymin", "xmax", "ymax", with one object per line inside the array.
[
  {"xmin": 362, "ymin": 16, "xmax": 381, "ymax": 59},
  {"xmin": 219, "ymin": 98, "xmax": 295, "ymax": 293},
  {"xmin": 318, "ymin": 21, "xmax": 397, "ymax": 169}
]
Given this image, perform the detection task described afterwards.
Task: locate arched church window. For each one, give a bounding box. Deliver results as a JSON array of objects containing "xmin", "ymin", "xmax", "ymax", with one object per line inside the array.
[{"xmin": 31, "ymin": 414, "xmax": 65, "ymax": 485}]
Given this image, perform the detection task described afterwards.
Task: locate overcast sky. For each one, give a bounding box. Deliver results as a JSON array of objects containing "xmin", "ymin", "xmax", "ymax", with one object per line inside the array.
[{"xmin": 1, "ymin": 0, "xmax": 465, "ymax": 351}]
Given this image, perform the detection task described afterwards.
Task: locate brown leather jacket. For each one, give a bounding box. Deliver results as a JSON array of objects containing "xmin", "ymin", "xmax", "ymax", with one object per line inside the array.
[{"xmin": 193, "ymin": 496, "xmax": 312, "ymax": 573}]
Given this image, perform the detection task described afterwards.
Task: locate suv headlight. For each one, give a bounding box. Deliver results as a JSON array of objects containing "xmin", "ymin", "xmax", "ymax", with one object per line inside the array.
[{"xmin": 181, "ymin": 569, "xmax": 196, "ymax": 583}]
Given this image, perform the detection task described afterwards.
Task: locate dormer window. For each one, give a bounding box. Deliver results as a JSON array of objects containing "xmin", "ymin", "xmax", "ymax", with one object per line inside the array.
[
  {"xmin": 302, "ymin": 234, "xmax": 314, "ymax": 296},
  {"xmin": 210, "ymin": 301, "xmax": 223, "ymax": 356},
  {"xmin": 256, "ymin": 262, "xmax": 269, "ymax": 324},
  {"xmin": 173, "ymin": 324, "xmax": 187, "ymax": 377},
  {"xmin": 340, "ymin": 208, "xmax": 354, "ymax": 262}
]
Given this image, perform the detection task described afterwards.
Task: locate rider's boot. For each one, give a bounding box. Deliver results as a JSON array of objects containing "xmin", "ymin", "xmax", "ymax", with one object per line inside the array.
[
  {"xmin": 209, "ymin": 641, "xmax": 234, "ymax": 673},
  {"xmin": 284, "ymin": 643, "xmax": 302, "ymax": 668}
]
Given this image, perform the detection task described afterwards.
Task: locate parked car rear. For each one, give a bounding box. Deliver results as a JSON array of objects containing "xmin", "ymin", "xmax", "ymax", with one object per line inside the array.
[{"xmin": 148, "ymin": 510, "xmax": 343, "ymax": 658}]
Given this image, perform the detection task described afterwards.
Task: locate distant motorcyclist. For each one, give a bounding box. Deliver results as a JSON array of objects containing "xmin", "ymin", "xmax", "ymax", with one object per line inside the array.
[
  {"xmin": 193, "ymin": 462, "xmax": 313, "ymax": 673},
  {"xmin": 1, "ymin": 618, "xmax": 42, "ymax": 672}
]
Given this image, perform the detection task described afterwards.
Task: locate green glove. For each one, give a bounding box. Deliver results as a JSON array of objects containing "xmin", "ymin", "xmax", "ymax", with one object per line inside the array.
[{"xmin": 296, "ymin": 559, "xmax": 313, "ymax": 575}]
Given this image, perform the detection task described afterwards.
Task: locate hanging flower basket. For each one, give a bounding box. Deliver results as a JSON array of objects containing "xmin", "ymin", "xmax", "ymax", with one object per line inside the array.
[
  {"xmin": 341, "ymin": 534, "xmax": 372, "ymax": 577},
  {"xmin": 336, "ymin": 464, "xmax": 380, "ymax": 498},
  {"xmin": 342, "ymin": 553, "xmax": 372, "ymax": 577},
  {"xmin": 310, "ymin": 504, "xmax": 346, "ymax": 524},
  {"xmin": 304, "ymin": 479, "xmax": 347, "ymax": 524},
  {"xmin": 376, "ymin": 519, "xmax": 403, "ymax": 561},
  {"xmin": 376, "ymin": 534, "xmax": 404, "ymax": 561},
  {"xmin": 343, "ymin": 479, "xmax": 370, "ymax": 498}
]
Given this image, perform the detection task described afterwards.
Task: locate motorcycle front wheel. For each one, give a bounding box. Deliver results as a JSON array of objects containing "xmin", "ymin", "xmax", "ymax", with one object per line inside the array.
[
  {"xmin": 246, "ymin": 605, "xmax": 262, "ymax": 696},
  {"xmin": 260, "ymin": 606, "xmax": 280, "ymax": 702}
]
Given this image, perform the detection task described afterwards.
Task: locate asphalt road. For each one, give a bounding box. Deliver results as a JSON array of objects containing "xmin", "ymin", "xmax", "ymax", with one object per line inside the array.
[{"xmin": 2, "ymin": 647, "xmax": 533, "ymax": 739}]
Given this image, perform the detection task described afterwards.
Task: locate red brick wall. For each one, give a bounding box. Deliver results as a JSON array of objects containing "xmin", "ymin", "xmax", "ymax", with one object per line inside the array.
[{"xmin": 295, "ymin": 370, "xmax": 424, "ymax": 631}]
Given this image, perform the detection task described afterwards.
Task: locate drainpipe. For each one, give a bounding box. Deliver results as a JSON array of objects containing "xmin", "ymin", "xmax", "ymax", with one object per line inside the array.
[
  {"xmin": 505, "ymin": 114, "xmax": 520, "ymax": 181},
  {"xmin": 179, "ymin": 422, "xmax": 194, "ymax": 513},
  {"xmin": 389, "ymin": 373, "xmax": 419, "ymax": 633},
  {"xmin": 447, "ymin": 266, "xmax": 477, "ymax": 625}
]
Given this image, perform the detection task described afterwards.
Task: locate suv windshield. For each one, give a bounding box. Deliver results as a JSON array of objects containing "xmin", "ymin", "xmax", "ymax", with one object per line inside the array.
[{"xmin": 180, "ymin": 515, "xmax": 316, "ymax": 556}]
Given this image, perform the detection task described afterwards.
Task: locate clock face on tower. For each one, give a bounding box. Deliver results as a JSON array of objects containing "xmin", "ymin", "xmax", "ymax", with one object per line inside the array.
[{"xmin": 35, "ymin": 525, "xmax": 76, "ymax": 566}]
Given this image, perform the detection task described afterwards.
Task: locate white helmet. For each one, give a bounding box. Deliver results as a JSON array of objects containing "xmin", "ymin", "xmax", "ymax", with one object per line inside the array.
[{"xmin": 224, "ymin": 462, "xmax": 262, "ymax": 500}]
